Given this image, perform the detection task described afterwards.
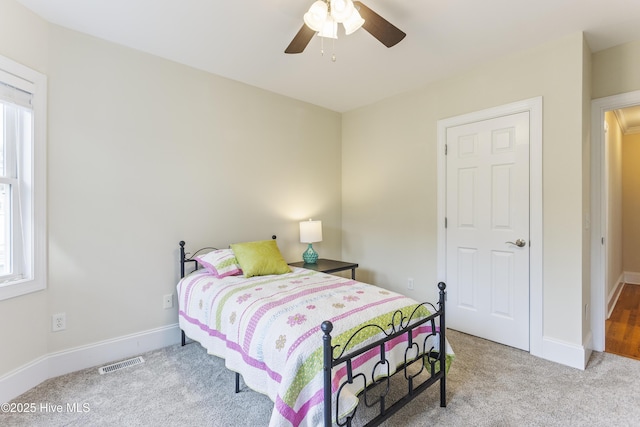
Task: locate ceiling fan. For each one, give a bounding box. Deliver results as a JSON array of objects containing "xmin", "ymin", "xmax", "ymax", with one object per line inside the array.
[{"xmin": 285, "ymin": 0, "xmax": 406, "ymax": 54}]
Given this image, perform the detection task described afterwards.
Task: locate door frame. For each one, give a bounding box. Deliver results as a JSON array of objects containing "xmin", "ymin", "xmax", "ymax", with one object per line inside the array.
[
  {"xmin": 590, "ymin": 90, "xmax": 640, "ymax": 352},
  {"xmin": 437, "ymin": 97, "xmax": 543, "ymax": 357}
]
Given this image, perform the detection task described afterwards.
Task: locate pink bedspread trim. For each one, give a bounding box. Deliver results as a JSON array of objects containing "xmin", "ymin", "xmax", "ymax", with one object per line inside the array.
[{"xmin": 179, "ymin": 310, "xmax": 284, "ymax": 384}]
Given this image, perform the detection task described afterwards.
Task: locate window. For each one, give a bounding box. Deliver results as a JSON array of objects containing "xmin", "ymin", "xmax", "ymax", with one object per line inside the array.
[{"xmin": 0, "ymin": 55, "xmax": 46, "ymax": 300}]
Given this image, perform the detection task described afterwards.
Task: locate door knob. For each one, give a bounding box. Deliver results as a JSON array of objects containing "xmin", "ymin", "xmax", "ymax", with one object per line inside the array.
[{"xmin": 506, "ymin": 239, "xmax": 526, "ymax": 247}]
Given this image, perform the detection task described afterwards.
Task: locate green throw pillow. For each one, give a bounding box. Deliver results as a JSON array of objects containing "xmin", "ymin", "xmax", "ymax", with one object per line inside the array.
[{"xmin": 230, "ymin": 239, "xmax": 291, "ymax": 278}]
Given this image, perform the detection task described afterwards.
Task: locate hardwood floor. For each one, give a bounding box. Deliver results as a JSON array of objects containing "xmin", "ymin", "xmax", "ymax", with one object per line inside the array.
[{"xmin": 606, "ymin": 283, "xmax": 640, "ymax": 360}]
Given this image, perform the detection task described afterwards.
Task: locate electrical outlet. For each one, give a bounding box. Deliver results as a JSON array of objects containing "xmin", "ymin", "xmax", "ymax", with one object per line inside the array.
[
  {"xmin": 163, "ymin": 294, "xmax": 173, "ymax": 309},
  {"xmin": 52, "ymin": 313, "xmax": 66, "ymax": 332},
  {"xmin": 407, "ymin": 278, "xmax": 414, "ymax": 290}
]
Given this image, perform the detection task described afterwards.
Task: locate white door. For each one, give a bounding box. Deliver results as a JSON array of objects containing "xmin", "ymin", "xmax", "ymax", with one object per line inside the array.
[{"xmin": 445, "ymin": 111, "xmax": 530, "ymax": 350}]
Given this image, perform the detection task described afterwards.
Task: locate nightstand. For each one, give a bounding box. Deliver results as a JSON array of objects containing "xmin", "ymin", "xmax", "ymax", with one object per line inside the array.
[{"xmin": 289, "ymin": 259, "xmax": 359, "ymax": 280}]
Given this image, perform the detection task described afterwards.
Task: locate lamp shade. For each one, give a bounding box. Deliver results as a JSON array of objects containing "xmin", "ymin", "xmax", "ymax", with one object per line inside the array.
[
  {"xmin": 342, "ymin": 8, "xmax": 365, "ymax": 35},
  {"xmin": 304, "ymin": 1, "xmax": 328, "ymax": 32},
  {"xmin": 330, "ymin": 0, "xmax": 355, "ymax": 22},
  {"xmin": 300, "ymin": 220, "xmax": 323, "ymax": 243}
]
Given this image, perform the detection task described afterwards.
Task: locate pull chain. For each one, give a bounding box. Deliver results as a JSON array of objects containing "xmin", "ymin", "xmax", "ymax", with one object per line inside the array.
[
  {"xmin": 319, "ymin": 36, "xmax": 336, "ymax": 62},
  {"xmin": 332, "ymin": 38, "xmax": 336, "ymax": 62}
]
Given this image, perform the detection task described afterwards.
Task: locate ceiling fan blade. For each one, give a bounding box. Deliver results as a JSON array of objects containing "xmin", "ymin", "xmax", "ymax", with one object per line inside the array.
[
  {"xmin": 285, "ymin": 24, "xmax": 316, "ymax": 54},
  {"xmin": 354, "ymin": 1, "xmax": 406, "ymax": 48}
]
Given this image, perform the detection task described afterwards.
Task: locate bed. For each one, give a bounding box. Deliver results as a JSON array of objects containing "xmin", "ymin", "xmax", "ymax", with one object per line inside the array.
[{"xmin": 177, "ymin": 239, "xmax": 453, "ymax": 426}]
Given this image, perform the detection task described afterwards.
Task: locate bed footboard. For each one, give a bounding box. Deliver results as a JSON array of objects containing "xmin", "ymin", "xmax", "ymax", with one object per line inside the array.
[{"xmin": 322, "ymin": 282, "xmax": 447, "ymax": 427}]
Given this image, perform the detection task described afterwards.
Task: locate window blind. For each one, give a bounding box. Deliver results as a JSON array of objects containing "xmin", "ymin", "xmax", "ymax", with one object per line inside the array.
[{"xmin": 0, "ymin": 70, "xmax": 33, "ymax": 109}]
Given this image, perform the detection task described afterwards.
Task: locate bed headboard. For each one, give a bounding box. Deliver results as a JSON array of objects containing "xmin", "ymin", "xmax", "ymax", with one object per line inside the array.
[
  {"xmin": 179, "ymin": 241, "xmax": 218, "ymax": 278},
  {"xmin": 179, "ymin": 235, "xmax": 277, "ymax": 278}
]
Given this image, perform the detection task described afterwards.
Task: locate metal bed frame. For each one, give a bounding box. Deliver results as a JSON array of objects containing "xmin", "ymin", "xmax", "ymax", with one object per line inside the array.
[{"xmin": 178, "ymin": 240, "xmax": 447, "ymax": 426}]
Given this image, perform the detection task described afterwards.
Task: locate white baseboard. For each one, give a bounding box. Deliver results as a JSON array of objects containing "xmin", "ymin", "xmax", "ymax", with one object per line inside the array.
[
  {"xmin": 541, "ymin": 335, "xmax": 588, "ymax": 370},
  {"xmin": 607, "ymin": 280, "xmax": 625, "ymax": 319},
  {"xmin": 624, "ymin": 271, "xmax": 640, "ymax": 285},
  {"xmin": 606, "ymin": 273, "xmax": 640, "ymax": 319},
  {"xmin": 0, "ymin": 355, "xmax": 49, "ymax": 406},
  {"xmin": 0, "ymin": 323, "xmax": 181, "ymax": 404}
]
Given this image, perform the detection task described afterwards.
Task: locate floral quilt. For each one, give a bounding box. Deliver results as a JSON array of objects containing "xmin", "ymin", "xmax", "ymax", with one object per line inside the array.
[{"xmin": 177, "ymin": 267, "xmax": 453, "ymax": 426}]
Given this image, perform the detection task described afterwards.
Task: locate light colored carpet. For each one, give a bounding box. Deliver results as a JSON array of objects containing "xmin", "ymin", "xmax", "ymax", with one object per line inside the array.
[{"xmin": 3, "ymin": 329, "xmax": 640, "ymax": 426}]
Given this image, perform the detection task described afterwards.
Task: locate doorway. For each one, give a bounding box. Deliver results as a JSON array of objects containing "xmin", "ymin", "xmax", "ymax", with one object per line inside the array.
[
  {"xmin": 437, "ymin": 97, "xmax": 543, "ymax": 356},
  {"xmin": 591, "ymin": 91, "xmax": 640, "ymax": 355}
]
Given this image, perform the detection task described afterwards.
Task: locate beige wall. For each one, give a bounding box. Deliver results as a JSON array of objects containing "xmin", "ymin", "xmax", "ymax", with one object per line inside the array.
[
  {"xmin": 0, "ymin": 0, "xmax": 342, "ymax": 376},
  {"xmin": 622, "ymin": 133, "xmax": 640, "ymax": 273},
  {"xmin": 592, "ymin": 40, "xmax": 640, "ymax": 100},
  {"xmin": 45, "ymin": 26, "xmax": 343, "ymax": 353},
  {"xmin": 342, "ymin": 33, "xmax": 588, "ymax": 346}
]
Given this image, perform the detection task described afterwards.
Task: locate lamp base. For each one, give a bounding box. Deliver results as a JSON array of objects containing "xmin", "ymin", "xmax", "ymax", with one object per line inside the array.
[{"xmin": 302, "ymin": 243, "xmax": 319, "ymax": 264}]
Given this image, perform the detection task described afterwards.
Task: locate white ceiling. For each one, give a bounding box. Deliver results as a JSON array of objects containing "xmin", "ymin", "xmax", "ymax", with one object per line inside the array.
[{"xmin": 15, "ymin": 0, "xmax": 640, "ymax": 112}]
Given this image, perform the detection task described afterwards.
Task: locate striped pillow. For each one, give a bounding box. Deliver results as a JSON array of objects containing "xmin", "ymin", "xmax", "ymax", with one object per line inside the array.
[{"xmin": 195, "ymin": 249, "xmax": 242, "ymax": 278}]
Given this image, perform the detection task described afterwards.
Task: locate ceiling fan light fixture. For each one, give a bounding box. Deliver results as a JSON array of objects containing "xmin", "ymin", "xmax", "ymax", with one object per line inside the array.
[
  {"xmin": 329, "ymin": 0, "xmax": 355, "ymax": 23},
  {"xmin": 304, "ymin": 1, "xmax": 329, "ymax": 32},
  {"xmin": 342, "ymin": 9, "xmax": 365, "ymax": 35},
  {"xmin": 317, "ymin": 15, "xmax": 338, "ymax": 39},
  {"xmin": 286, "ymin": 0, "xmax": 406, "ymax": 56}
]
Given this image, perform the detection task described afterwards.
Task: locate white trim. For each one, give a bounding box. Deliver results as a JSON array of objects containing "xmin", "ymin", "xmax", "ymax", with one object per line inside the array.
[
  {"xmin": 0, "ymin": 354, "xmax": 48, "ymax": 405},
  {"xmin": 0, "ymin": 54, "xmax": 47, "ymax": 301},
  {"xmin": 542, "ymin": 335, "xmax": 590, "ymax": 370},
  {"xmin": 437, "ymin": 97, "xmax": 544, "ymax": 359},
  {"xmin": 613, "ymin": 109, "xmax": 640, "ymax": 135},
  {"xmin": 607, "ymin": 278, "xmax": 624, "ymax": 319},
  {"xmin": 0, "ymin": 324, "xmax": 180, "ymax": 404},
  {"xmin": 624, "ymin": 271, "xmax": 640, "ymax": 285},
  {"xmin": 606, "ymin": 275, "xmax": 640, "ymax": 319},
  {"xmin": 591, "ymin": 90, "xmax": 640, "ymax": 352}
]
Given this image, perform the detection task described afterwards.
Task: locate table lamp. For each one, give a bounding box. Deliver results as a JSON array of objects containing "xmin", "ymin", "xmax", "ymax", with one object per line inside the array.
[{"xmin": 300, "ymin": 219, "xmax": 322, "ymax": 264}]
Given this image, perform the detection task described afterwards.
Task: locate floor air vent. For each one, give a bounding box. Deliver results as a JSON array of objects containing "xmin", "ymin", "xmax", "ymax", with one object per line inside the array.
[{"xmin": 98, "ymin": 356, "xmax": 145, "ymax": 375}]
